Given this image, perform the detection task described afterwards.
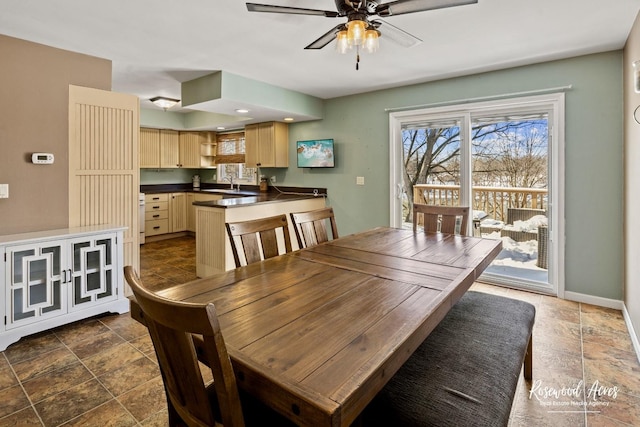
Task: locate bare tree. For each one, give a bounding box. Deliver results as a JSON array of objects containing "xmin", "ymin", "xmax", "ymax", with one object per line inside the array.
[{"xmin": 402, "ymin": 119, "xmax": 547, "ymax": 221}]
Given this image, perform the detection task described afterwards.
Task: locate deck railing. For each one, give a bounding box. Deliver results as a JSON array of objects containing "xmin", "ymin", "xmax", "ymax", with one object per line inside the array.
[{"xmin": 413, "ymin": 184, "xmax": 547, "ymax": 222}]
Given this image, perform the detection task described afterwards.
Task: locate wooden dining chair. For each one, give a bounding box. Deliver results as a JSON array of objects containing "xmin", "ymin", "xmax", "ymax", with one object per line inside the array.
[
  {"xmin": 124, "ymin": 266, "xmax": 294, "ymax": 427},
  {"xmin": 225, "ymin": 214, "xmax": 293, "ymax": 267},
  {"xmin": 289, "ymin": 207, "xmax": 339, "ymax": 248},
  {"xmin": 413, "ymin": 204, "xmax": 470, "ymax": 236}
]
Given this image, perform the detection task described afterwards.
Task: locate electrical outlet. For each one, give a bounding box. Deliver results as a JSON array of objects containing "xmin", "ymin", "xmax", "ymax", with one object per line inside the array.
[
  {"xmin": 0, "ymin": 184, "xmax": 8, "ymax": 199},
  {"xmin": 270, "ymin": 176, "xmax": 276, "ymax": 184},
  {"xmin": 356, "ymin": 176, "xmax": 365, "ymax": 185}
]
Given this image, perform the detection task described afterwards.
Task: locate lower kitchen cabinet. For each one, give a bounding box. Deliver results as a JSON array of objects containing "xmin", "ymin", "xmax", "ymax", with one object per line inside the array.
[
  {"xmin": 0, "ymin": 225, "xmax": 129, "ymax": 351},
  {"xmin": 145, "ymin": 193, "xmax": 169, "ymax": 236},
  {"xmin": 170, "ymin": 193, "xmax": 188, "ymax": 232},
  {"xmin": 187, "ymin": 193, "xmax": 223, "ymax": 232}
]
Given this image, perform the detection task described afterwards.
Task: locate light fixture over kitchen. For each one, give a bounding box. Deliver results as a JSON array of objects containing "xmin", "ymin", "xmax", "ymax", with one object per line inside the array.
[
  {"xmin": 150, "ymin": 96, "xmax": 180, "ymax": 111},
  {"xmin": 235, "ymin": 108, "xmax": 250, "ymax": 114}
]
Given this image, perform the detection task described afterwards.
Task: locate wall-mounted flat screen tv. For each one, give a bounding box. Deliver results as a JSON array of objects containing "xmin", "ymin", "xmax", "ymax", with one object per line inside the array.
[{"xmin": 296, "ymin": 139, "xmax": 335, "ymax": 168}]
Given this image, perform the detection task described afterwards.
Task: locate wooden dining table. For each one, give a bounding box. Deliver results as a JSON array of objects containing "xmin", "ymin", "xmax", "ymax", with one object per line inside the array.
[{"xmin": 130, "ymin": 226, "xmax": 502, "ymax": 427}]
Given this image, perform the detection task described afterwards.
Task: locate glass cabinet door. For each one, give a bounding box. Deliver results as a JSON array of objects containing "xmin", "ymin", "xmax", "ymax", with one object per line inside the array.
[
  {"xmin": 69, "ymin": 234, "xmax": 117, "ymax": 310},
  {"xmin": 5, "ymin": 242, "xmax": 65, "ymax": 328}
]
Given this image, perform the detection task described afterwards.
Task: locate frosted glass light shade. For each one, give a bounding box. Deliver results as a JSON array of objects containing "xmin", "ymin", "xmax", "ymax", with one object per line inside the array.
[
  {"xmin": 363, "ymin": 29, "xmax": 380, "ymax": 53},
  {"xmin": 347, "ymin": 20, "xmax": 366, "ymax": 46},
  {"xmin": 336, "ymin": 30, "xmax": 349, "ymax": 54},
  {"xmin": 150, "ymin": 96, "xmax": 179, "ymax": 110}
]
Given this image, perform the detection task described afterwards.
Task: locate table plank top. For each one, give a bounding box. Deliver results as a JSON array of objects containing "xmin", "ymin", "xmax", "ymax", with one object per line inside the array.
[{"xmin": 136, "ymin": 227, "xmax": 502, "ymax": 426}]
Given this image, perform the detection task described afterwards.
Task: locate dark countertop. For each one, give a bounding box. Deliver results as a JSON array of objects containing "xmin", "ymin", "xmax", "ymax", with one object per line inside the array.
[
  {"xmin": 140, "ymin": 184, "xmax": 327, "ymax": 209},
  {"xmin": 193, "ymin": 192, "xmax": 324, "ymax": 209}
]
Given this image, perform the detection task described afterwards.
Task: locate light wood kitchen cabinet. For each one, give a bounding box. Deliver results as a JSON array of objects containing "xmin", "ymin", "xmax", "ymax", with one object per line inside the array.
[
  {"xmin": 140, "ymin": 128, "xmax": 180, "ymax": 168},
  {"xmin": 141, "ymin": 129, "xmax": 216, "ymax": 169},
  {"xmin": 187, "ymin": 193, "xmax": 223, "ymax": 232},
  {"xmin": 245, "ymin": 122, "xmax": 289, "ymax": 168},
  {"xmin": 140, "ymin": 128, "xmax": 161, "ymax": 168},
  {"xmin": 0, "ymin": 225, "xmax": 128, "ymax": 351},
  {"xmin": 179, "ymin": 131, "xmax": 216, "ymax": 169},
  {"xmin": 170, "ymin": 193, "xmax": 187, "ymax": 232},
  {"xmin": 160, "ymin": 130, "xmax": 179, "ymax": 168},
  {"xmin": 145, "ymin": 194, "xmax": 169, "ymax": 236}
]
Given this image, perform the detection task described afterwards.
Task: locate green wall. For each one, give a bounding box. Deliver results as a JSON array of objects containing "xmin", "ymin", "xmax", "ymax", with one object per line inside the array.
[
  {"xmin": 141, "ymin": 51, "xmax": 624, "ymax": 301},
  {"xmin": 282, "ymin": 51, "xmax": 624, "ymax": 301}
]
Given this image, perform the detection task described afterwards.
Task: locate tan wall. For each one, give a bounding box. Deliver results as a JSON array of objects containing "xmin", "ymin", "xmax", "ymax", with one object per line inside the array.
[
  {"xmin": 0, "ymin": 35, "xmax": 111, "ymax": 235},
  {"xmin": 624, "ymin": 13, "xmax": 640, "ymax": 351}
]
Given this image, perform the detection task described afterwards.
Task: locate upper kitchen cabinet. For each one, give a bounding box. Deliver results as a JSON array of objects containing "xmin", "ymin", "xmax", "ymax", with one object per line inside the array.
[
  {"xmin": 140, "ymin": 128, "xmax": 214, "ymax": 169},
  {"xmin": 179, "ymin": 131, "xmax": 216, "ymax": 169},
  {"xmin": 160, "ymin": 130, "xmax": 179, "ymax": 168},
  {"xmin": 140, "ymin": 128, "xmax": 179, "ymax": 168},
  {"xmin": 140, "ymin": 128, "xmax": 160, "ymax": 168},
  {"xmin": 245, "ymin": 122, "xmax": 289, "ymax": 168}
]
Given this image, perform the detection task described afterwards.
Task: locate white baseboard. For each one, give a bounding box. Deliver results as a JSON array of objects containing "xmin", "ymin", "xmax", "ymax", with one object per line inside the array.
[
  {"xmin": 623, "ymin": 304, "xmax": 640, "ymax": 365},
  {"xmin": 563, "ymin": 291, "xmax": 640, "ymax": 363},
  {"xmin": 563, "ymin": 291, "xmax": 624, "ymax": 310}
]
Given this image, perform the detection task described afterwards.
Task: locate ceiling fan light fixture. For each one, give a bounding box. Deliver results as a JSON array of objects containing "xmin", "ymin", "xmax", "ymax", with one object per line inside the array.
[
  {"xmin": 150, "ymin": 96, "xmax": 180, "ymax": 111},
  {"xmin": 336, "ymin": 29, "xmax": 350, "ymax": 53},
  {"xmin": 363, "ymin": 28, "xmax": 380, "ymax": 53},
  {"xmin": 346, "ymin": 19, "xmax": 366, "ymax": 46}
]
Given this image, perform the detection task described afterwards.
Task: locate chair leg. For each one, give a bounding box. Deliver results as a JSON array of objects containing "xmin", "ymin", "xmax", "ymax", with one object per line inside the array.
[{"xmin": 524, "ymin": 334, "xmax": 533, "ymax": 381}]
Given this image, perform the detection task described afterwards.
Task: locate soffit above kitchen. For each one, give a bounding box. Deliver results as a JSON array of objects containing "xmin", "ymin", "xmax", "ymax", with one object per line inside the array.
[
  {"xmin": 178, "ymin": 71, "xmax": 323, "ymax": 130},
  {"xmin": 1, "ymin": 0, "xmax": 639, "ymax": 129}
]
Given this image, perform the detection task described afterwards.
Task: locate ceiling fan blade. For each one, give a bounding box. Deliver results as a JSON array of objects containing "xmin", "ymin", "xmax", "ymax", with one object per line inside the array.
[
  {"xmin": 246, "ymin": 3, "xmax": 339, "ymax": 17},
  {"xmin": 304, "ymin": 24, "xmax": 345, "ymax": 49},
  {"xmin": 375, "ymin": 0, "xmax": 478, "ymax": 17},
  {"xmin": 371, "ymin": 19, "xmax": 422, "ymax": 48}
]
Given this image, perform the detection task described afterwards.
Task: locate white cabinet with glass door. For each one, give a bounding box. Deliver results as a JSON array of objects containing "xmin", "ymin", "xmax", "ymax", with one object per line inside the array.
[{"xmin": 0, "ymin": 225, "xmax": 128, "ymax": 351}]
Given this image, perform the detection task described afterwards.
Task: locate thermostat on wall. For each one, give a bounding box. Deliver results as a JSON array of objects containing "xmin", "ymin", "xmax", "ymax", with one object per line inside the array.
[{"xmin": 31, "ymin": 153, "xmax": 54, "ymax": 164}]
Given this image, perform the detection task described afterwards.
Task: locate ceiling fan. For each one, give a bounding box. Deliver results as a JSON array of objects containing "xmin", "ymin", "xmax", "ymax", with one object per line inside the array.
[{"xmin": 246, "ymin": 0, "xmax": 478, "ymax": 68}]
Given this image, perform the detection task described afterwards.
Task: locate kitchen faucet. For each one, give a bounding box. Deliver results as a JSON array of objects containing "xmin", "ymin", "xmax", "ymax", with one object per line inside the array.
[{"xmin": 225, "ymin": 175, "xmax": 235, "ymax": 189}]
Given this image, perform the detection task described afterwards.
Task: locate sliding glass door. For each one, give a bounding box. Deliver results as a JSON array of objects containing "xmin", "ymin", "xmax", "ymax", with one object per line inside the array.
[{"xmin": 389, "ymin": 94, "xmax": 564, "ymax": 295}]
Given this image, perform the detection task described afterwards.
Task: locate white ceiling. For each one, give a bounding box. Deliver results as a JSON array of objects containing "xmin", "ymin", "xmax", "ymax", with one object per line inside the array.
[{"xmin": 2, "ymin": 0, "xmax": 639, "ymax": 128}]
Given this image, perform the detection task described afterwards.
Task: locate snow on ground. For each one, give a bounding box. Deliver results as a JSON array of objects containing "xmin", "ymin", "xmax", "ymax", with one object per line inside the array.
[
  {"xmin": 479, "ymin": 214, "xmax": 548, "ymax": 271},
  {"xmin": 483, "ymin": 232, "xmax": 543, "ymax": 271}
]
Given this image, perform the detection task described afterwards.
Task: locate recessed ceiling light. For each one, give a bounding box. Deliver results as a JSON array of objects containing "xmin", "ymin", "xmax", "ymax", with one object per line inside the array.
[
  {"xmin": 235, "ymin": 109, "xmax": 249, "ymax": 114},
  {"xmin": 216, "ymin": 126, "xmax": 226, "ymax": 130},
  {"xmin": 283, "ymin": 117, "xmax": 294, "ymax": 122}
]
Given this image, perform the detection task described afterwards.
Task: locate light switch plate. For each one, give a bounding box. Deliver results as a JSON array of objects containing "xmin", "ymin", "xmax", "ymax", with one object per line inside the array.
[
  {"xmin": 0, "ymin": 184, "xmax": 8, "ymax": 198},
  {"xmin": 356, "ymin": 176, "xmax": 365, "ymax": 185}
]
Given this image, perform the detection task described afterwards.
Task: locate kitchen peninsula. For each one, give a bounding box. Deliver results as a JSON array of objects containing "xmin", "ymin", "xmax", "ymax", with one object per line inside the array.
[
  {"xmin": 193, "ymin": 189, "xmax": 326, "ymax": 277},
  {"xmin": 142, "ymin": 184, "xmax": 328, "ymax": 278}
]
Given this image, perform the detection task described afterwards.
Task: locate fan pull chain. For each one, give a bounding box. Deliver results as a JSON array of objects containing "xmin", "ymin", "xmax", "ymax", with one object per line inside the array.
[{"xmin": 356, "ymin": 45, "xmax": 360, "ymax": 71}]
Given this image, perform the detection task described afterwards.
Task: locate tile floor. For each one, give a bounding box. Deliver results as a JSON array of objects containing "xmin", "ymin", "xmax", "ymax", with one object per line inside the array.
[{"xmin": 0, "ymin": 236, "xmax": 638, "ymax": 426}]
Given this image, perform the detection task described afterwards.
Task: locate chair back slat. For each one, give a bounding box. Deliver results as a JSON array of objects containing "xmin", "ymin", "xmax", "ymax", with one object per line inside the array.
[
  {"xmin": 124, "ymin": 266, "xmax": 246, "ymax": 427},
  {"xmin": 226, "ymin": 214, "xmax": 292, "ymax": 267},
  {"xmin": 413, "ymin": 204, "xmax": 470, "ymax": 236},
  {"xmin": 290, "ymin": 207, "xmax": 339, "ymax": 248}
]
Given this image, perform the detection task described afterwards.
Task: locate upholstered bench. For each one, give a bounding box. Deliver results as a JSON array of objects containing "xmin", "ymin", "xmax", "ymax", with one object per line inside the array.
[{"xmin": 363, "ymin": 291, "xmax": 535, "ymax": 427}]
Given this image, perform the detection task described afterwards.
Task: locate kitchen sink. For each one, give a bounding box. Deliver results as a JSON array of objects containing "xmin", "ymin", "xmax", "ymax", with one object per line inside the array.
[{"xmin": 200, "ymin": 189, "xmax": 255, "ymax": 196}]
